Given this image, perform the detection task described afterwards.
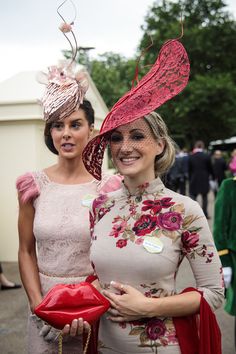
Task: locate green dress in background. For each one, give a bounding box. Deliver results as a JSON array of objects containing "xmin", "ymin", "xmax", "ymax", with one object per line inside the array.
[{"xmin": 213, "ymin": 177, "xmax": 236, "ymax": 316}]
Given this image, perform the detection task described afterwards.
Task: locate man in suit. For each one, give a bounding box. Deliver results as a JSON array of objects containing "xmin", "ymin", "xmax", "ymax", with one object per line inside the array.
[
  {"xmin": 188, "ymin": 140, "xmax": 214, "ymax": 219},
  {"xmin": 212, "ymin": 150, "xmax": 227, "ymax": 196}
]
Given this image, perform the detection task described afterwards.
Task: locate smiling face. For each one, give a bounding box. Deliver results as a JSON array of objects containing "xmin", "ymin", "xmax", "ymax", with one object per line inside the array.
[
  {"xmin": 110, "ymin": 118, "xmax": 164, "ymax": 184},
  {"xmin": 50, "ymin": 108, "xmax": 93, "ymax": 159}
]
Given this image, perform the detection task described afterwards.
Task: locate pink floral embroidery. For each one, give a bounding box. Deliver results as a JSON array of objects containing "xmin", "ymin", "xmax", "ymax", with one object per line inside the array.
[
  {"xmin": 92, "ymin": 184, "xmax": 215, "ymax": 263},
  {"xmin": 109, "ymin": 220, "xmax": 127, "ymax": 238},
  {"xmin": 135, "ymin": 237, "xmax": 144, "ymax": 245},
  {"xmin": 93, "ymin": 194, "xmax": 115, "ymax": 222},
  {"xmin": 181, "ymin": 234, "xmax": 214, "ymax": 263},
  {"xmin": 126, "ymin": 316, "xmax": 177, "ymax": 349},
  {"xmin": 158, "ymin": 211, "xmax": 183, "ymax": 231},
  {"xmin": 116, "ymin": 283, "xmax": 178, "ymax": 348},
  {"xmin": 129, "ymin": 201, "xmax": 137, "ymax": 216},
  {"xmin": 93, "ymin": 194, "xmax": 108, "ymax": 211}
]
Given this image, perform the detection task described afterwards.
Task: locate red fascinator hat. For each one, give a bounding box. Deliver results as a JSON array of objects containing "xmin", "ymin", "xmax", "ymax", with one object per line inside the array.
[{"xmin": 82, "ymin": 38, "xmax": 190, "ymax": 180}]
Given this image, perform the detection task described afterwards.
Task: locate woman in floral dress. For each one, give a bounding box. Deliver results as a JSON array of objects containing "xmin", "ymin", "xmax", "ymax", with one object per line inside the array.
[
  {"xmin": 86, "ymin": 112, "xmax": 224, "ymax": 354},
  {"xmin": 64, "ymin": 38, "xmax": 224, "ymax": 353}
]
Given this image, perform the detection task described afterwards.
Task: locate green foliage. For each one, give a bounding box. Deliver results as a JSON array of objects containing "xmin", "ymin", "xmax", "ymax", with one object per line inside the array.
[
  {"xmin": 66, "ymin": 0, "xmax": 236, "ymax": 146},
  {"xmin": 160, "ymin": 73, "xmax": 236, "ymax": 148},
  {"xmin": 138, "ymin": 0, "xmax": 236, "ymax": 146},
  {"xmin": 90, "ymin": 53, "xmax": 137, "ymax": 109}
]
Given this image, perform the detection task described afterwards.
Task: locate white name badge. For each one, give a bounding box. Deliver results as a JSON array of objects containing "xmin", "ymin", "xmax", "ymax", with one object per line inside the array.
[
  {"xmin": 143, "ymin": 237, "xmax": 164, "ymax": 254},
  {"xmin": 81, "ymin": 194, "xmax": 96, "ymax": 208}
]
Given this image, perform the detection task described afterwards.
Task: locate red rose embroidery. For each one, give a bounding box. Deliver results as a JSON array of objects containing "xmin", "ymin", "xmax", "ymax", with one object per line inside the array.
[
  {"xmin": 116, "ymin": 239, "xmax": 128, "ymax": 248},
  {"xmin": 181, "ymin": 231, "xmax": 199, "ymax": 251},
  {"xmin": 132, "ymin": 215, "xmax": 158, "ymax": 236},
  {"xmin": 160, "ymin": 197, "xmax": 175, "ymax": 208},
  {"xmin": 146, "ymin": 318, "xmax": 166, "ymax": 340},
  {"xmin": 142, "ymin": 197, "xmax": 174, "ymax": 214},
  {"xmin": 142, "ymin": 200, "xmax": 162, "ymax": 214}
]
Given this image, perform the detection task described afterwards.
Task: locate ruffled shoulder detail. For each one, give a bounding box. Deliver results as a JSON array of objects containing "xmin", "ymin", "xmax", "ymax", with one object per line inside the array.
[
  {"xmin": 16, "ymin": 172, "xmax": 40, "ymax": 204},
  {"xmin": 98, "ymin": 173, "xmax": 123, "ymax": 194}
]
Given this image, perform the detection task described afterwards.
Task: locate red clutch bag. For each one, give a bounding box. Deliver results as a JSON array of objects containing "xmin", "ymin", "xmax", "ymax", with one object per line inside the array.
[{"xmin": 34, "ymin": 282, "xmax": 110, "ymax": 330}]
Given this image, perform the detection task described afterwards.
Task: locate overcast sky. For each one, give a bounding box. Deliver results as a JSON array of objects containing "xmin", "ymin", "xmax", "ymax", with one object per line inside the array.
[{"xmin": 0, "ymin": 0, "xmax": 235, "ymax": 82}]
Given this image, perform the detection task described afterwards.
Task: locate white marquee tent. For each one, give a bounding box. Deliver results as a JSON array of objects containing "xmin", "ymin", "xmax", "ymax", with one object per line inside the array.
[{"xmin": 0, "ymin": 70, "xmax": 109, "ymax": 261}]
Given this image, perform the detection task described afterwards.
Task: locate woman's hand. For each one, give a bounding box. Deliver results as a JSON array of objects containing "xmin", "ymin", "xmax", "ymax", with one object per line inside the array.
[
  {"xmin": 61, "ymin": 318, "xmax": 90, "ymax": 337},
  {"xmin": 103, "ymin": 281, "xmax": 152, "ymax": 322}
]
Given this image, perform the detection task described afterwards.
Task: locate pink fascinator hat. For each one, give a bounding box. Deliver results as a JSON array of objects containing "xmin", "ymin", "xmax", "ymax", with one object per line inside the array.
[
  {"xmin": 82, "ymin": 38, "xmax": 190, "ymax": 180},
  {"xmin": 37, "ymin": 0, "xmax": 89, "ymax": 123}
]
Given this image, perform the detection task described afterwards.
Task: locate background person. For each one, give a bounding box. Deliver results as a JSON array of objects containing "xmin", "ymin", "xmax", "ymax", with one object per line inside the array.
[
  {"xmin": 213, "ymin": 176, "xmax": 236, "ymax": 350},
  {"xmin": 212, "ymin": 150, "xmax": 227, "ymax": 196},
  {"xmin": 229, "ymin": 148, "xmax": 236, "ymax": 176},
  {"xmin": 0, "ymin": 262, "xmax": 21, "ymax": 290},
  {"xmin": 188, "ymin": 140, "xmax": 214, "ymax": 219},
  {"xmin": 165, "ymin": 147, "xmax": 189, "ymax": 195}
]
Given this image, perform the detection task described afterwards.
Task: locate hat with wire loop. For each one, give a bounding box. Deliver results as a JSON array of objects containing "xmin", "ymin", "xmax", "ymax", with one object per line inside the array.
[{"xmin": 38, "ymin": 0, "xmax": 89, "ymax": 123}]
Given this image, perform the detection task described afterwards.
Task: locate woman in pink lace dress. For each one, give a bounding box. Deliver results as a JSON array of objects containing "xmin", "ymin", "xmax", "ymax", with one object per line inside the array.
[{"xmin": 16, "ymin": 98, "xmax": 121, "ymax": 354}]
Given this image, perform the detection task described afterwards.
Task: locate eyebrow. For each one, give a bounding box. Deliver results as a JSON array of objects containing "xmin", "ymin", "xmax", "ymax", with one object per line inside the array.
[
  {"xmin": 113, "ymin": 128, "xmax": 145, "ymax": 134},
  {"xmin": 70, "ymin": 118, "xmax": 83, "ymax": 122}
]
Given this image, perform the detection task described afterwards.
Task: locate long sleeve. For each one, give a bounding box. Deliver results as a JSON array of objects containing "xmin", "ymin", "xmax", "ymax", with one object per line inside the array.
[{"xmin": 182, "ymin": 199, "xmax": 224, "ymax": 311}]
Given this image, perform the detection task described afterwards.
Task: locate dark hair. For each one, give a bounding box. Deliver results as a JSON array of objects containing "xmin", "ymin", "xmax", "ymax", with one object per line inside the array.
[
  {"xmin": 194, "ymin": 140, "xmax": 205, "ymax": 149},
  {"xmin": 44, "ymin": 99, "xmax": 95, "ymax": 155}
]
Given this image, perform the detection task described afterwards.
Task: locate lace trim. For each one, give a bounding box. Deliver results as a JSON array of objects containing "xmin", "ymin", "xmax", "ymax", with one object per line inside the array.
[
  {"xmin": 38, "ymin": 170, "xmax": 99, "ymax": 188},
  {"xmin": 34, "ymin": 170, "xmax": 51, "ymax": 189},
  {"xmin": 39, "ymin": 270, "xmax": 89, "ymax": 278}
]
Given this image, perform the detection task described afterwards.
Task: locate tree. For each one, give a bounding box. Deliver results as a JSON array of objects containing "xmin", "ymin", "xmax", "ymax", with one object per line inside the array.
[
  {"xmin": 138, "ymin": 0, "xmax": 236, "ymax": 147},
  {"xmin": 65, "ymin": 0, "xmax": 236, "ymax": 147},
  {"xmin": 90, "ymin": 53, "xmax": 137, "ymax": 109}
]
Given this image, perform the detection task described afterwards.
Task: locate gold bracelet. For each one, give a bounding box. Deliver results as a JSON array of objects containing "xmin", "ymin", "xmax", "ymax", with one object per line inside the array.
[{"xmin": 218, "ymin": 249, "xmax": 229, "ymax": 256}]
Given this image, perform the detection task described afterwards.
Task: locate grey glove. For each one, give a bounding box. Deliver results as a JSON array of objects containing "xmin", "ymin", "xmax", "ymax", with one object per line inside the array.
[
  {"xmin": 30, "ymin": 313, "xmax": 60, "ymax": 342},
  {"xmin": 223, "ymin": 267, "xmax": 232, "ymax": 289},
  {"xmin": 39, "ymin": 324, "xmax": 60, "ymax": 342}
]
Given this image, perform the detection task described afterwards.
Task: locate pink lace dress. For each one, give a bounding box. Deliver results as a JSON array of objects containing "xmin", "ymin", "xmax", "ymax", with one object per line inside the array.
[
  {"xmin": 90, "ymin": 178, "xmax": 224, "ymax": 354},
  {"xmin": 16, "ymin": 170, "xmax": 121, "ymax": 354}
]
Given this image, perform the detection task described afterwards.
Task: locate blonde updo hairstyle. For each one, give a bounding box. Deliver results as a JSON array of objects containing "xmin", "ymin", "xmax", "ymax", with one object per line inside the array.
[{"xmin": 144, "ymin": 112, "xmax": 176, "ymax": 177}]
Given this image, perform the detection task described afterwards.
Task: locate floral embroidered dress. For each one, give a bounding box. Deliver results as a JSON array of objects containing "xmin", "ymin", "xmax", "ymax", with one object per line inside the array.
[
  {"xmin": 90, "ymin": 178, "xmax": 224, "ymax": 354},
  {"xmin": 16, "ymin": 170, "xmax": 121, "ymax": 354}
]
